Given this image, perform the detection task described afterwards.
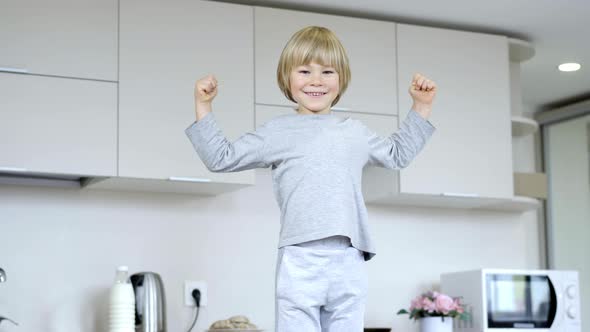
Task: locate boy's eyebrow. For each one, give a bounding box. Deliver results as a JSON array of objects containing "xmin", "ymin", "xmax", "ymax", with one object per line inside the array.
[{"xmin": 296, "ymin": 64, "xmax": 335, "ymax": 69}]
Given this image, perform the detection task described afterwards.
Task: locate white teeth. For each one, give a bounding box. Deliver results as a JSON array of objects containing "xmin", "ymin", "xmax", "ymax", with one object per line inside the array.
[{"xmin": 306, "ymin": 92, "xmax": 325, "ymax": 96}]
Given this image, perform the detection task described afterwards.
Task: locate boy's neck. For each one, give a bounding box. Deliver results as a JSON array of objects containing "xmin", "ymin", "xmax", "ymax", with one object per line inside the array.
[{"xmin": 296, "ymin": 109, "xmax": 332, "ymax": 115}]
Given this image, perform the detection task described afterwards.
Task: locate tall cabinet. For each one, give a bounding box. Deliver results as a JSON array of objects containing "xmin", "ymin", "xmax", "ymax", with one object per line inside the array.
[
  {"xmin": 87, "ymin": 0, "xmax": 257, "ymax": 195},
  {"xmin": 0, "ymin": 0, "xmax": 118, "ymax": 185}
]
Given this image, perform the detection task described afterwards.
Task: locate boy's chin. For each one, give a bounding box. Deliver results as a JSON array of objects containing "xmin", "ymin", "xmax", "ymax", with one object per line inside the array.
[
  {"xmin": 303, "ymin": 105, "xmax": 332, "ymax": 113},
  {"xmin": 306, "ymin": 109, "xmax": 330, "ymax": 114}
]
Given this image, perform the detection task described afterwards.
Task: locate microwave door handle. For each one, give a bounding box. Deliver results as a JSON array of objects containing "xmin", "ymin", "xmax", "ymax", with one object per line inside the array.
[{"xmin": 547, "ymin": 278, "xmax": 558, "ymax": 327}]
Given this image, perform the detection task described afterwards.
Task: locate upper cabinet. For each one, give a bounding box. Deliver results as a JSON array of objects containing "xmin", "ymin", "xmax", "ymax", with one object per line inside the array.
[
  {"xmin": 395, "ymin": 24, "xmax": 513, "ymax": 200},
  {"xmin": 0, "ymin": 73, "xmax": 117, "ymax": 178},
  {"xmin": 86, "ymin": 0, "xmax": 256, "ymax": 195},
  {"xmin": 254, "ymin": 7, "xmax": 397, "ymax": 115},
  {"xmin": 0, "ymin": 0, "xmax": 118, "ymax": 81}
]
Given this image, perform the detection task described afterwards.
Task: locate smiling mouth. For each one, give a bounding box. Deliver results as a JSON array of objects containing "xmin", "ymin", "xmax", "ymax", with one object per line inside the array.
[{"xmin": 305, "ymin": 92, "xmax": 327, "ymax": 97}]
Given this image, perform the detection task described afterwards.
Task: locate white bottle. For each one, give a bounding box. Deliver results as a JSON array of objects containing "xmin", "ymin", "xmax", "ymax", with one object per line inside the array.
[{"xmin": 108, "ymin": 266, "xmax": 135, "ymax": 332}]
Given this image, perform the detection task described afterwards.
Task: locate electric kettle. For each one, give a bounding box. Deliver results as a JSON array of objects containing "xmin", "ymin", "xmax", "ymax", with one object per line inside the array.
[{"xmin": 130, "ymin": 272, "xmax": 167, "ymax": 332}]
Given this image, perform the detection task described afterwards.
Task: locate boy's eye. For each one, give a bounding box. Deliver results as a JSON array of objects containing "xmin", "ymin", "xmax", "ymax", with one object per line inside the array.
[
  {"xmin": 299, "ymin": 70, "xmax": 310, "ymax": 74},
  {"xmin": 323, "ymin": 71, "xmax": 334, "ymax": 74}
]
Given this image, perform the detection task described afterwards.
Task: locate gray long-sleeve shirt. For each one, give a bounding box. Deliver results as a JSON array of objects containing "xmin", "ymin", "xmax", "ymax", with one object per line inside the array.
[{"xmin": 185, "ymin": 109, "xmax": 435, "ymax": 260}]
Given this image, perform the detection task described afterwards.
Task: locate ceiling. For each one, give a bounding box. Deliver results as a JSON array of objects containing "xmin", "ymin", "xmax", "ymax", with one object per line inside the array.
[{"xmin": 211, "ymin": 0, "xmax": 590, "ymax": 113}]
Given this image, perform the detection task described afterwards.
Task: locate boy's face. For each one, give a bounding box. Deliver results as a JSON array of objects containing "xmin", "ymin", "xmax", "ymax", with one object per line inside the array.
[{"xmin": 289, "ymin": 62, "xmax": 340, "ymax": 115}]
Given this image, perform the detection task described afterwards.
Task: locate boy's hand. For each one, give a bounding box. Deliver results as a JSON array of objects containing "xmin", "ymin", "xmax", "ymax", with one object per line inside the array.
[
  {"xmin": 409, "ymin": 73, "xmax": 437, "ymax": 119},
  {"xmin": 195, "ymin": 74, "xmax": 218, "ymax": 105}
]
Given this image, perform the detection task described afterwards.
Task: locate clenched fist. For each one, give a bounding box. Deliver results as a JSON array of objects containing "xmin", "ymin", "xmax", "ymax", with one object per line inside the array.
[
  {"xmin": 409, "ymin": 73, "xmax": 437, "ymax": 105},
  {"xmin": 195, "ymin": 74, "xmax": 218, "ymax": 105},
  {"xmin": 408, "ymin": 73, "xmax": 437, "ymax": 119}
]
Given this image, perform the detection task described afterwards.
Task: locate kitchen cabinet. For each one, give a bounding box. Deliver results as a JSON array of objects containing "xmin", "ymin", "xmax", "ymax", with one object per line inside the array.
[
  {"xmin": 86, "ymin": 0, "xmax": 256, "ymax": 195},
  {"xmin": 254, "ymin": 104, "xmax": 399, "ymax": 202},
  {"xmin": 254, "ymin": 14, "xmax": 534, "ymax": 212},
  {"xmin": 0, "ymin": 73, "xmax": 117, "ymax": 179},
  {"xmin": 254, "ymin": 7, "xmax": 397, "ymax": 115},
  {"xmin": 0, "ymin": 0, "xmax": 117, "ymax": 81},
  {"xmin": 254, "ymin": 106, "xmax": 530, "ymax": 211},
  {"xmin": 0, "ymin": 2, "xmax": 541, "ymax": 211},
  {"xmin": 360, "ymin": 29, "xmax": 539, "ymax": 212},
  {"xmin": 394, "ymin": 24, "xmax": 514, "ymax": 200}
]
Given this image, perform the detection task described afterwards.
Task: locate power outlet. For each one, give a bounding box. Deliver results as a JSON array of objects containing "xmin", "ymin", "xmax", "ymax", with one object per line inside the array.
[{"xmin": 184, "ymin": 280, "xmax": 208, "ymax": 307}]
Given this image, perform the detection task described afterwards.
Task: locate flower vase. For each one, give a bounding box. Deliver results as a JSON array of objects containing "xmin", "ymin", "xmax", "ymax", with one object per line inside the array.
[{"xmin": 419, "ymin": 316, "xmax": 453, "ymax": 332}]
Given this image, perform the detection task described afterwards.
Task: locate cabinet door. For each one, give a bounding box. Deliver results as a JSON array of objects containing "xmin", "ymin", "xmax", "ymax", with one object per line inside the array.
[
  {"xmin": 0, "ymin": 73, "xmax": 117, "ymax": 176},
  {"xmin": 396, "ymin": 24, "xmax": 513, "ymax": 199},
  {"xmin": 255, "ymin": 105, "xmax": 399, "ymax": 202},
  {"xmin": 119, "ymin": 0, "xmax": 255, "ymax": 184},
  {"xmin": 350, "ymin": 113, "xmax": 400, "ymax": 202},
  {"xmin": 255, "ymin": 7, "xmax": 397, "ymax": 115},
  {"xmin": 0, "ymin": 0, "xmax": 117, "ymax": 81}
]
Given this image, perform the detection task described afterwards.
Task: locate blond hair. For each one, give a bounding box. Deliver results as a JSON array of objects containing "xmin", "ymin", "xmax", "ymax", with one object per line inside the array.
[{"xmin": 277, "ymin": 26, "xmax": 351, "ymax": 106}]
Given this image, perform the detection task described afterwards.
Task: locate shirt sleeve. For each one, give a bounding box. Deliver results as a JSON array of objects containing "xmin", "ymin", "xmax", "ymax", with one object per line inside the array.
[
  {"xmin": 184, "ymin": 112, "xmax": 272, "ymax": 172},
  {"xmin": 365, "ymin": 109, "xmax": 436, "ymax": 169}
]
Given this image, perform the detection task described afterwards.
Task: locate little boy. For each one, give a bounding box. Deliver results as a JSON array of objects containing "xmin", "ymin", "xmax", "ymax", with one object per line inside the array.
[{"xmin": 185, "ymin": 26, "xmax": 436, "ymax": 332}]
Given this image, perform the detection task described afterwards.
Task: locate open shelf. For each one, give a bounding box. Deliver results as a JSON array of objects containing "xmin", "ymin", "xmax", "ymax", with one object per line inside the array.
[
  {"xmin": 484, "ymin": 195, "xmax": 541, "ymax": 212},
  {"xmin": 512, "ymin": 116, "xmax": 539, "ymax": 137},
  {"xmin": 508, "ymin": 38, "xmax": 535, "ymax": 62},
  {"xmin": 367, "ymin": 193, "xmax": 541, "ymax": 213}
]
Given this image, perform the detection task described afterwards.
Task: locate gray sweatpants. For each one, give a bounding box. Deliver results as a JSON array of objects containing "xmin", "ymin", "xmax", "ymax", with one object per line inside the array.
[{"xmin": 275, "ymin": 236, "xmax": 368, "ymax": 332}]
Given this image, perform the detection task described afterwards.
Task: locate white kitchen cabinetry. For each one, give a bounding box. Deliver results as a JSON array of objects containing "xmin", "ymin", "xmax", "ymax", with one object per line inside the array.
[
  {"xmin": 254, "ymin": 7, "xmax": 397, "ymax": 115},
  {"xmin": 0, "ymin": 73, "xmax": 117, "ymax": 180},
  {"xmin": 86, "ymin": 0, "xmax": 256, "ymax": 195},
  {"xmin": 357, "ymin": 25, "xmax": 537, "ymax": 211},
  {"xmin": 393, "ymin": 24, "xmax": 514, "ymax": 202},
  {"xmin": 0, "ymin": 0, "xmax": 117, "ymax": 81}
]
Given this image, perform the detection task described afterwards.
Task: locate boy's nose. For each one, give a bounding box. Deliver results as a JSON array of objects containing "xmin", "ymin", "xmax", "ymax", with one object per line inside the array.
[
  {"xmin": 309, "ymin": 77, "xmax": 323, "ymax": 85},
  {"xmin": 309, "ymin": 72, "xmax": 323, "ymax": 84}
]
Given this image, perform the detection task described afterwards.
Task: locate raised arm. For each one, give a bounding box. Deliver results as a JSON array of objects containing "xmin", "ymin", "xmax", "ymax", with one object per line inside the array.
[
  {"xmin": 185, "ymin": 74, "xmax": 271, "ymax": 172},
  {"xmin": 367, "ymin": 73, "xmax": 437, "ymax": 169}
]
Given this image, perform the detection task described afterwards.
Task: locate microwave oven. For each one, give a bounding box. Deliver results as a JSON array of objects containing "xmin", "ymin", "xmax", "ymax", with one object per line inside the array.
[{"xmin": 441, "ymin": 269, "xmax": 581, "ymax": 332}]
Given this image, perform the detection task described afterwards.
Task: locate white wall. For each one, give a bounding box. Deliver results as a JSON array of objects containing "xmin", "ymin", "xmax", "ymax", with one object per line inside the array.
[{"xmin": 0, "ymin": 165, "xmax": 542, "ymax": 332}]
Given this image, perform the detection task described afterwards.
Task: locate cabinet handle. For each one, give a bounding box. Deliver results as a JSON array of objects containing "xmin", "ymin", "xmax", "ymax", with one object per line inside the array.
[
  {"xmin": 441, "ymin": 192, "xmax": 479, "ymax": 198},
  {"xmin": 168, "ymin": 176, "xmax": 211, "ymax": 183},
  {"xmin": 0, "ymin": 167, "xmax": 28, "ymax": 173},
  {"xmin": 330, "ymin": 107, "xmax": 352, "ymax": 112},
  {"xmin": 0, "ymin": 67, "xmax": 28, "ymax": 74}
]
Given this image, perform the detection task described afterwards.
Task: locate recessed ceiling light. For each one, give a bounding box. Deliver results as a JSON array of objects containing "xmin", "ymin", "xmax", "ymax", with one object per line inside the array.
[{"xmin": 558, "ymin": 63, "xmax": 581, "ymax": 72}]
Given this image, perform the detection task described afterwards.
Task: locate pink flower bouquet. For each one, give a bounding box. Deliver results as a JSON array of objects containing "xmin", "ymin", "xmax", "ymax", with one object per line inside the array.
[{"xmin": 397, "ymin": 291, "xmax": 470, "ymax": 321}]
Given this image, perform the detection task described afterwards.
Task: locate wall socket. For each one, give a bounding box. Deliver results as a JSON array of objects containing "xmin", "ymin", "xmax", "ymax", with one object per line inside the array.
[{"xmin": 184, "ymin": 280, "xmax": 208, "ymax": 307}]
